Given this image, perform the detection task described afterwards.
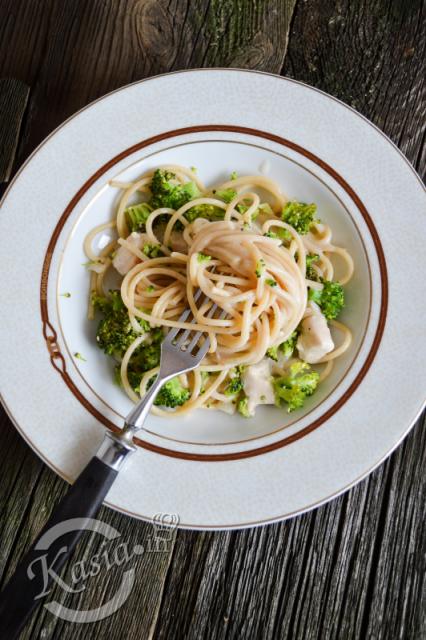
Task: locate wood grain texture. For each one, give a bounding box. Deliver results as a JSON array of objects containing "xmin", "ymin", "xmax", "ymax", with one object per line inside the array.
[
  {"xmin": 152, "ymin": 417, "xmax": 426, "ymax": 640},
  {"xmin": 0, "ymin": 78, "xmax": 29, "ymax": 182},
  {"xmin": 0, "ymin": 0, "xmax": 295, "ymax": 166},
  {"xmin": 0, "ymin": 0, "xmax": 425, "ymax": 638},
  {"xmin": 283, "ymin": 0, "xmax": 426, "ymax": 180},
  {"xmin": 0, "ymin": 1, "xmax": 296, "ymax": 639},
  {"xmin": 0, "ymin": 411, "xmax": 177, "ymax": 640},
  {"xmin": 153, "ymin": 0, "xmax": 426, "ymax": 638}
]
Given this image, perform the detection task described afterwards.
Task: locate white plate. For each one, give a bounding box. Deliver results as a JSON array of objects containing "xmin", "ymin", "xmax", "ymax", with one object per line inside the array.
[{"xmin": 1, "ymin": 69, "xmax": 425, "ymax": 529}]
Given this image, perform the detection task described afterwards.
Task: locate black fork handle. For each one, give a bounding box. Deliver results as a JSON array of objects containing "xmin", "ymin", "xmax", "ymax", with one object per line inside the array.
[{"xmin": 0, "ymin": 433, "xmax": 135, "ymax": 640}]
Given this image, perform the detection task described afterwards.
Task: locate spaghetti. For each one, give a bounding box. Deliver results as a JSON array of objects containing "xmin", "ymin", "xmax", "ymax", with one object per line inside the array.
[{"xmin": 85, "ymin": 165, "xmax": 354, "ymax": 417}]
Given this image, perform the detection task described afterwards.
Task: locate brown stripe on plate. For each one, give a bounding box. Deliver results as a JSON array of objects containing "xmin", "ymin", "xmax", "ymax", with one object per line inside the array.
[{"xmin": 40, "ymin": 125, "xmax": 388, "ymax": 461}]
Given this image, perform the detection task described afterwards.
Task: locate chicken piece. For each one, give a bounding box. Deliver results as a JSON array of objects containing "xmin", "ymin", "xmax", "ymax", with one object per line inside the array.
[
  {"xmin": 212, "ymin": 401, "xmax": 236, "ymax": 415},
  {"xmin": 113, "ymin": 232, "xmax": 147, "ymax": 275},
  {"xmin": 296, "ymin": 305, "xmax": 334, "ymax": 363},
  {"xmin": 242, "ymin": 359, "xmax": 275, "ymax": 416}
]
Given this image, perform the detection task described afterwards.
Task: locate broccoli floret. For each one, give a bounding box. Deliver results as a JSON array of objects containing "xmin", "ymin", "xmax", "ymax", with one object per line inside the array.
[
  {"xmin": 154, "ymin": 377, "xmax": 190, "ymax": 408},
  {"xmin": 266, "ymin": 346, "xmax": 278, "ymax": 361},
  {"xmin": 266, "ymin": 331, "xmax": 297, "ymax": 362},
  {"xmin": 96, "ymin": 315, "xmax": 137, "ymax": 357},
  {"xmin": 122, "ymin": 328, "xmax": 165, "ymax": 392},
  {"xmin": 184, "ymin": 204, "xmax": 225, "ymax": 223},
  {"xmin": 151, "ymin": 169, "xmax": 174, "ymax": 193},
  {"xmin": 235, "ymin": 202, "xmax": 269, "ymax": 222},
  {"xmin": 92, "ymin": 290, "xmax": 126, "ymax": 315},
  {"xmin": 282, "ymin": 201, "xmax": 318, "ymax": 234},
  {"xmin": 114, "ymin": 364, "xmax": 144, "ymax": 392},
  {"xmin": 93, "ymin": 291, "xmax": 150, "ymax": 357},
  {"xmin": 225, "ymin": 378, "xmax": 243, "ymax": 395},
  {"xmin": 93, "ymin": 292, "xmax": 164, "ymax": 391},
  {"xmin": 224, "ymin": 369, "xmax": 244, "ymax": 396},
  {"xmin": 127, "ymin": 327, "xmax": 163, "ymax": 371},
  {"xmin": 237, "ymin": 396, "xmax": 251, "ymax": 417},
  {"xmin": 149, "ymin": 169, "xmax": 200, "ymax": 210},
  {"xmin": 308, "ymin": 280, "xmax": 344, "ymax": 320},
  {"xmin": 280, "ymin": 331, "xmax": 298, "ymax": 358},
  {"xmin": 197, "ymin": 252, "xmax": 211, "ymax": 263},
  {"xmin": 125, "ymin": 202, "xmax": 153, "ymax": 232},
  {"xmin": 236, "ymin": 202, "xmax": 249, "ymax": 215},
  {"xmin": 143, "ymin": 243, "xmax": 163, "ymax": 258},
  {"xmin": 132, "ymin": 341, "xmax": 162, "ymax": 371},
  {"xmin": 214, "ymin": 188, "xmax": 237, "ymax": 203},
  {"xmin": 114, "ymin": 365, "xmax": 143, "ymax": 393},
  {"xmin": 273, "ymin": 361, "xmax": 320, "ymax": 412},
  {"xmin": 306, "ymin": 253, "xmax": 320, "ymax": 281},
  {"xmin": 264, "ymin": 228, "xmax": 293, "ymax": 244}
]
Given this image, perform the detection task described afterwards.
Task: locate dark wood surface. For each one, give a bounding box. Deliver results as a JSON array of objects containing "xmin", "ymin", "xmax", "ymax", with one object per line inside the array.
[
  {"xmin": 0, "ymin": 78, "xmax": 29, "ymax": 182},
  {"xmin": 0, "ymin": 1, "xmax": 424, "ymax": 638}
]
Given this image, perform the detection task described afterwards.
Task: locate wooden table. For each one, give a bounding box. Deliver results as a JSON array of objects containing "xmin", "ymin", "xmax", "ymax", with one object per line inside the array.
[{"xmin": 0, "ymin": 1, "xmax": 425, "ymax": 638}]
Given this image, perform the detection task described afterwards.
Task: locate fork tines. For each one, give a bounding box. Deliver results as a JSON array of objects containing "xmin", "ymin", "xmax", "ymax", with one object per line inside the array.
[{"xmin": 162, "ymin": 289, "xmax": 212, "ymax": 355}]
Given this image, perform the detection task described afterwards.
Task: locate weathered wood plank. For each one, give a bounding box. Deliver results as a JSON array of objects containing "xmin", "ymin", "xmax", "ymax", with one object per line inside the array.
[
  {"xmin": 0, "ymin": 408, "xmax": 177, "ymax": 640},
  {"xmin": 151, "ymin": 414, "xmax": 426, "ymax": 640},
  {"xmin": 283, "ymin": 0, "xmax": 426, "ymax": 180},
  {"xmin": 152, "ymin": 0, "xmax": 426, "ymax": 638},
  {"xmin": 0, "ymin": 78, "xmax": 29, "ymax": 181},
  {"xmin": 282, "ymin": 1, "xmax": 426, "ymax": 633},
  {"xmin": 0, "ymin": 0, "xmax": 296, "ymax": 167},
  {"xmin": 165, "ymin": 0, "xmax": 296, "ymax": 71},
  {"xmin": 0, "ymin": 1, "xmax": 297, "ymax": 638},
  {"xmin": 0, "ymin": 0, "xmax": 424, "ymax": 638}
]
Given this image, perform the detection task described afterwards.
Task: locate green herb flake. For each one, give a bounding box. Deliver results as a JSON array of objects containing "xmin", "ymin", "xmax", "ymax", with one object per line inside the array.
[
  {"xmin": 215, "ymin": 188, "xmax": 237, "ymax": 203},
  {"xmin": 197, "ymin": 252, "xmax": 212, "ymax": 263},
  {"xmin": 82, "ymin": 260, "xmax": 100, "ymax": 267},
  {"xmin": 255, "ymin": 258, "xmax": 265, "ymax": 278},
  {"xmin": 264, "ymin": 228, "xmax": 292, "ymax": 244}
]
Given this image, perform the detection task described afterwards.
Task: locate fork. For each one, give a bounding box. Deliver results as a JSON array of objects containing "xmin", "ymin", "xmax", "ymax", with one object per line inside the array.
[{"xmin": 0, "ymin": 293, "xmax": 215, "ymax": 640}]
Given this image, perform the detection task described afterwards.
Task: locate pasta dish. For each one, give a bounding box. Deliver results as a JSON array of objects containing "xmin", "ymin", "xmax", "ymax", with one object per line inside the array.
[{"xmin": 84, "ymin": 165, "xmax": 353, "ymax": 417}]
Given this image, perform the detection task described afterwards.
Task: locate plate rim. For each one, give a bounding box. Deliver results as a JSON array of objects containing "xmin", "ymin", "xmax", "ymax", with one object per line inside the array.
[
  {"xmin": 43, "ymin": 124, "xmax": 386, "ymax": 460},
  {"xmin": 1, "ymin": 68, "xmax": 425, "ymax": 529},
  {"xmin": 2, "ymin": 68, "xmax": 424, "ymax": 208},
  {"xmin": 1, "ymin": 387, "xmax": 425, "ymax": 530}
]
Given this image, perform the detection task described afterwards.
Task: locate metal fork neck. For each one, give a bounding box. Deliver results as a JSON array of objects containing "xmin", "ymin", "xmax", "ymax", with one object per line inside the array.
[
  {"xmin": 95, "ymin": 371, "xmax": 172, "ymax": 470},
  {"xmin": 123, "ymin": 375, "xmax": 166, "ymax": 435}
]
